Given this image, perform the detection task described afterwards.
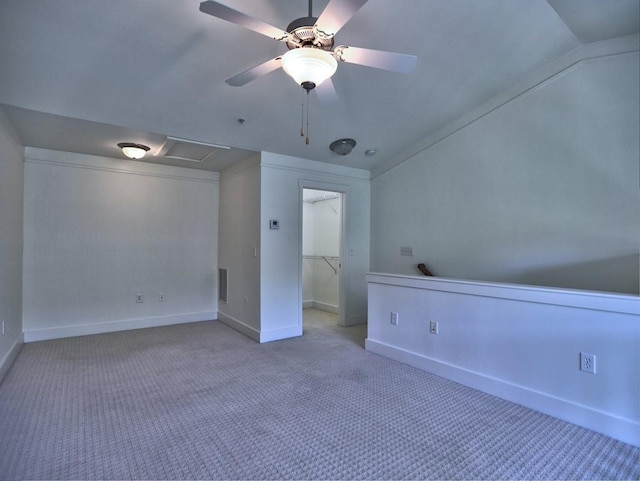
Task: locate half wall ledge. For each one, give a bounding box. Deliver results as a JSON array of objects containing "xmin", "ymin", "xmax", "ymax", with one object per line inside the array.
[{"xmin": 365, "ymin": 272, "xmax": 640, "ymax": 447}]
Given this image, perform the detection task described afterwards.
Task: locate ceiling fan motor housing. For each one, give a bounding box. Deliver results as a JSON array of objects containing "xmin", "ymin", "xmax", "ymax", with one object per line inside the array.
[{"xmin": 286, "ymin": 17, "xmax": 334, "ymax": 50}]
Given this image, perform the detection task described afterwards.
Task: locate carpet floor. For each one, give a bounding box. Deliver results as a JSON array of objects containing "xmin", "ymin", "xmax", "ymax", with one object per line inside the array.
[{"xmin": 0, "ymin": 309, "xmax": 638, "ymax": 480}]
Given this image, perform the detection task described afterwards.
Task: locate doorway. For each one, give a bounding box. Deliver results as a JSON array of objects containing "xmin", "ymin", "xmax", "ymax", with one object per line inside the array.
[{"xmin": 302, "ymin": 188, "xmax": 343, "ymax": 330}]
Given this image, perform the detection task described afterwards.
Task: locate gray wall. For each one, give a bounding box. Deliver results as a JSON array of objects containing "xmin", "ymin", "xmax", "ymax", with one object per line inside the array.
[
  {"xmin": 0, "ymin": 107, "xmax": 24, "ymax": 379},
  {"xmin": 371, "ymin": 44, "xmax": 639, "ymax": 295},
  {"xmin": 218, "ymin": 153, "xmax": 370, "ymax": 341},
  {"xmin": 218, "ymin": 155, "xmax": 262, "ymax": 334},
  {"xmin": 260, "ymin": 152, "xmax": 370, "ymax": 334},
  {"xmin": 22, "ymin": 148, "xmax": 219, "ymax": 340}
]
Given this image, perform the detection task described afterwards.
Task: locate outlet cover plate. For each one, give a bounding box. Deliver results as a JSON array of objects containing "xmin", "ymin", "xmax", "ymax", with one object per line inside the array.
[
  {"xmin": 429, "ymin": 320, "xmax": 438, "ymax": 335},
  {"xmin": 580, "ymin": 352, "xmax": 596, "ymax": 374}
]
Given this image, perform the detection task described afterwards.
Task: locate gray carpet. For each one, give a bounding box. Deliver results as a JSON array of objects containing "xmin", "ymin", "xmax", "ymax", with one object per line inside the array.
[{"xmin": 0, "ymin": 309, "xmax": 638, "ymax": 480}]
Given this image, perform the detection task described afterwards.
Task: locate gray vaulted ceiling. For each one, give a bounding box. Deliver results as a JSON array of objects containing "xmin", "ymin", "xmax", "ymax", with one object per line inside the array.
[{"xmin": 0, "ymin": 0, "xmax": 638, "ymax": 172}]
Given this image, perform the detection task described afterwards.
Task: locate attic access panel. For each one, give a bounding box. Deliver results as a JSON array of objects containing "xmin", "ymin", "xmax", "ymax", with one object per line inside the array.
[{"xmin": 158, "ymin": 137, "xmax": 230, "ymax": 163}]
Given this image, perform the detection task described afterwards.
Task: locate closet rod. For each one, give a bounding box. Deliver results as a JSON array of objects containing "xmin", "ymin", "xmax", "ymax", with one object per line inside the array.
[
  {"xmin": 303, "ymin": 194, "xmax": 340, "ymax": 204},
  {"xmin": 303, "ymin": 255, "xmax": 338, "ymax": 274}
]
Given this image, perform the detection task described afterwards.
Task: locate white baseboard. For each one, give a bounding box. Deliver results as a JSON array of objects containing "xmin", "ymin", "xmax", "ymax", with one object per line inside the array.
[
  {"xmin": 365, "ymin": 338, "xmax": 639, "ymax": 447},
  {"xmin": 311, "ymin": 301, "xmax": 339, "ymax": 314},
  {"xmin": 23, "ymin": 312, "xmax": 218, "ymax": 342},
  {"xmin": 218, "ymin": 312, "xmax": 301, "ymax": 343},
  {"xmin": 0, "ymin": 333, "xmax": 24, "ymax": 383},
  {"xmin": 303, "ymin": 301, "xmax": 339, "ymax": 313},
  {"xmin": 260, "ymin": 325, "xmax": 302, "ymax": 343},
  {"xmin": 217, "ymin": 312, "xmax": 260, "ymax": 342},
  {"xmin": 218, "ymin": 311, "xmax": 302, "ymax": 343}
]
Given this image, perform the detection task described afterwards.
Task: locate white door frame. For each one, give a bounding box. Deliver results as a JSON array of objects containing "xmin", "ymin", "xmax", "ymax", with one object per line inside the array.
[{"xmin": 299, "ymin": 180, "xmax": 349, "ymax": 327}]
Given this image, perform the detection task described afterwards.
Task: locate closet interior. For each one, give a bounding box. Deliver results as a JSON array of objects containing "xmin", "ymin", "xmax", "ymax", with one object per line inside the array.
[{"xmin": 302, "ymin": 189, "xmax": 342, "ymax": 315}]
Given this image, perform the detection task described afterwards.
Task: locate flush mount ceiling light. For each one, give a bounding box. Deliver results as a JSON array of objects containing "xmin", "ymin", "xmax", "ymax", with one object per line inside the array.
[
  {"xmin": 281, "ymin": 47, "xmax": 338, "ymax": 92},
  {"xmin": 117, "ymin": 142, "xmax": 150, "ymax": 159},
  {"xmin": 330, "ymin": 138, "xmax": 356, "ymax": 156}
]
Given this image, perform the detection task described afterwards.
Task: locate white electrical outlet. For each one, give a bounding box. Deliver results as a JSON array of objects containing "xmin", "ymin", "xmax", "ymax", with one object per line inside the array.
[
  {"xmin": 580, "ymin": 352, "xmax": 596, "ymax": 374},
  {"xmin": 136, "ymin": 293, "xmax": 143, "ymax": 303},
  {"xmin": 429, "ymin": 320, "xmax": 439, "ymax": 335},
  {"xmin": 390, "ymin": 312, "xmax": 399, "ymax": 325},
  {"xmin": 160, "ymin": 292, "xmax": 165, "ymax": 302}
]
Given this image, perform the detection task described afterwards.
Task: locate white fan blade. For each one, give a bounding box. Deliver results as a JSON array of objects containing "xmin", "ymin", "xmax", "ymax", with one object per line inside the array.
[
  {"xmin": 333, "ymin": 45, "xmax": 417, "ymax": 74},
  {"xmin": 315, "ymin": 78, "xmax": 339, "ymax": 104},
  {"xmin": 225, "ymin": 57, "xmax": 283, "ymax": 86},
  {"xmin": 199, "ymin": 1, "xmax": 292, "ymax": 43},
  {"xmin": 314, "ymin": 0, "xmax": 368, "ymax": 38}
]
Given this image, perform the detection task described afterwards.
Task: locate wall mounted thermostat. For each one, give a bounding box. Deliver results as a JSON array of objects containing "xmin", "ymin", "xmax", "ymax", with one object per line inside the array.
[{"xmin": 269, "ymin": 219, "xmax": 280, "ymax": 230}]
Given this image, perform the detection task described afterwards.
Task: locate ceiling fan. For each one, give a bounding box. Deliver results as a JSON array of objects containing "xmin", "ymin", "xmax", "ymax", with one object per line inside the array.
[{"xmin": 199, "ymin": 0, "xmax": 418, "ymax": 96}]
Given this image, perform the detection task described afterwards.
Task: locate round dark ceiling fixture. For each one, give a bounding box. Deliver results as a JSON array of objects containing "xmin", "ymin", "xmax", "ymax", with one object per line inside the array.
[{"xmin": 330, "ymin": 138, "xmax": 356, "ymax": 156}]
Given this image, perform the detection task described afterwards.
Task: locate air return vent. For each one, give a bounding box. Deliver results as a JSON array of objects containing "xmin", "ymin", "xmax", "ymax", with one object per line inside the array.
[
  {"xmin": 218, "ymin": 268, "xmax": 228, "ymax": 303},
  {"xmin": 158, "ymin": 137, "xmax": 230, "ymax": 163}
]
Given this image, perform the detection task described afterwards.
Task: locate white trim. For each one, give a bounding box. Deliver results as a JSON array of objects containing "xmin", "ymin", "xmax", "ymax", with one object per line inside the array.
[
  {"xmin": 0, "ymin": 333, "xmax": 24, "ymax": 383},
  {"xmin": 23, "ymin": 312, "xmax": 218, "ymax": 342},
  {"xmin": 262, "ymin": 151, "xmax": 370, "ymax": 182},
  {"xmin": 218, "ymin": 312, "xmax": 302, "ymax": 343},
  {"xmin": 217, "ymin": 312, "xmax": 260, "ymax": 342},
  {"xmin": 260, "ymin": 325, "xmax": 303, "ymax": 343},
  {"xmin": 264, "ymin": 162, "xmax": 370, "ymax": 184},
  {"xmin": 365, "ymin": 338, "xmax": 639, "ymax": 447},
  {"xmin": 366, "ymin": 272, "xmax": 640, "ymax": 314},
  {"xmin": 371, "ymin": 34, "xmax": 640, "ymax": 179},
  {"xmin": 24, "ymin": 147, "xmax": 220, "ymax": 184}
]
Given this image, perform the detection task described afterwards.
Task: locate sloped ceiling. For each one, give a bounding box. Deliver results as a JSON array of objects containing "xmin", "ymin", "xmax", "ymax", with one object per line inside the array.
[{"xmin": 0, "ymin": 0, "xmax": 638, "ymax": 172}]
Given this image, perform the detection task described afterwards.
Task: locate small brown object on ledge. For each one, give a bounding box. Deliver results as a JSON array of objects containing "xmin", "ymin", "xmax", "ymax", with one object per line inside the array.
[{"xmin": 417, "ymin": 263, "xmax": 434, "ymax": 276}]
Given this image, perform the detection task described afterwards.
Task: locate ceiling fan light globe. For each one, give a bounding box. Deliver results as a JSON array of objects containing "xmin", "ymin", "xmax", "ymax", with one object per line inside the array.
[{"xmin": 282, "ymin": 48, "xmax": 337, "ymax": 88}]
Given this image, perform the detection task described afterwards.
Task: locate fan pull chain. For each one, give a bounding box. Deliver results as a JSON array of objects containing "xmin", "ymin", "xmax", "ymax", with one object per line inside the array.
[
  {"xmin": 305, "ymin": 89, "xmax": 310, "ymax": 145},
  {"xmin": 300, "ymin": 90, "xmax": 305, "ymax": 138},
  {"xmin": 299, "ymin": 87, "xmax": 311, "ymax": 145}
]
